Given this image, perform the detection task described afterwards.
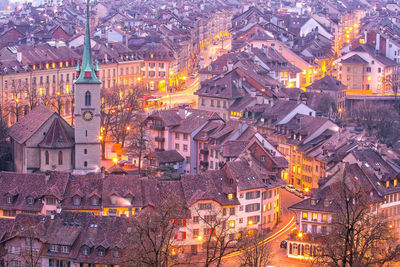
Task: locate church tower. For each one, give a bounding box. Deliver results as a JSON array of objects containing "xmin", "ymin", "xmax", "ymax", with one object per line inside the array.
[{"xmin": 74, "ymin": 0, "xmax": 101, "ymax": 173}]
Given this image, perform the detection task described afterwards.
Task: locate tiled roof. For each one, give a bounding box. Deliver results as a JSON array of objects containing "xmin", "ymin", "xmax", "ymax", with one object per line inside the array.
[
  {"xmin": 306, "ymin": 75, "xmax": 346, "ymax": 92},
  {"xmin": 8, "ymin": 105, "xmax": 56, "ymax": 144},
  {"xmin": 145, "ymin": 150, "xmax": 184, "ymax": 164},
  {"xmin": 39, "ymin": 117, "xmax": 74, "ymax": 149},
  {"xmin": 340, "ymin": 54, "xmax": 368, "ymax": 64}
]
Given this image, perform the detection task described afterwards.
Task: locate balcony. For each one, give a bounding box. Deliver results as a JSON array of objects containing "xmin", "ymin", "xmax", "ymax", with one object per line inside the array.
[
  {"xmin": 150, "ymin": 124, "xmax": 165, "ymax": 131},
  {"xmin": 200, "ymin": 149, "xmax": 209, "ymax": 155},
  {"xmin": 200, "ymin": 161, "xmax": 209, "ymax": 167},
  {"xmin": 155, "ymin": 136, "xmax": 165, "ymax": 142}
]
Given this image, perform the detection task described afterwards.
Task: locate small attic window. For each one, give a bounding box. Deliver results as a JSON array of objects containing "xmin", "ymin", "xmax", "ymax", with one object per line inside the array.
[{"xmin": 26, "ymin": 197, "xmax": 34, "ymax": 205}]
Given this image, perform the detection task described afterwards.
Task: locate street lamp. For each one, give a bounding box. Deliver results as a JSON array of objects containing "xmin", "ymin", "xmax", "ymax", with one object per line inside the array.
[
  {"xmin": 112, "ymin": 157, "xmax": 118, "ymax": 165},
  {"xmin": 298, "ymin": 232, "xmax": 303, "ymax": 238},
  {"xmin": 126, "ymin": 126, "xmax": 131, "ymax": 131},
  {"xmin": 197, "ymin": 235, "xmax": 203, "ymax": 241}
]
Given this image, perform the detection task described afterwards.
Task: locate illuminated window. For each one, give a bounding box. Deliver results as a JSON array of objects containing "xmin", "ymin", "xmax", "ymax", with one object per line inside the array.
[
  {"xmin": 52, "ymin": 62, "xmax": 56, "ymax": 68},
  {"xmin": 312, "ymin": 213, "xmax": 318, "ymax": 221},
  {"xmin": 367, "ymin": 76, "xmax": 371, "ymax": 81},
  {"xmin": 229, "ymin": 220, "xmax": 235, "ymax": 228},
  {"xmin": 228, "ymin": 193, "xmax": 233, "ymax": 200},
  {"xmin": 263, "ymin": 204, "xmax": 267, "ymax": 212},
  {"xmin": 293, "ymin": 166, "xmax": 296, "ymax": 172},
  {"xmin": 46, "ymin": 63, "xmax": 49, "ymax": 69},
  {"xmin": 386, "ymin": 181, "xmax": 390, "ymax": 188},
  {"xmin": 322, "ymin": 214, "xmax": 327, "ymax": 222}
]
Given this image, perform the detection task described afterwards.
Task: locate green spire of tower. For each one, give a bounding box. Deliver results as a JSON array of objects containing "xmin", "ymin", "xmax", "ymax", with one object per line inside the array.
[{"xmin": 75, "ymin": 0, "xmax": 101, "ymax": 84}]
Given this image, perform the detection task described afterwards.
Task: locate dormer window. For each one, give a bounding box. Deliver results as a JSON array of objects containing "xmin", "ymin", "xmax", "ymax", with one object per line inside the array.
[
  {"xmin": 73, "ymin": 196, "xmax": 81, "ymax": 206},
  {"xmin": 111, "ymin": 196, "xmax": 117, "ymax": 205},
  {"xmin": 97, "ymin": 247, "xmax": 106, "ymax": 257},
  {"xmin": 386, "ymin": 181, "xmax": 390, "ymax": 188},
  {"xmin": 26, "ymin": 197, "xmax": 34, "ymax": 205},
  {"xmin": 113, "ymin": 249, "xmax": 119, "ymax": 258},
  {"xmin": 311, "ymin": 199, "xmax": 316, "ymax": 206},
  {"xmin": 81, "ymin": 246, "xmax": 90, "ymax": 256},
  {"xmin": 91, "ymin": 197, "xmax": 99, "ymax": 206},
  {"xmin": 6, "ymin": 196, "xmax": 13, "ymax": 204}
]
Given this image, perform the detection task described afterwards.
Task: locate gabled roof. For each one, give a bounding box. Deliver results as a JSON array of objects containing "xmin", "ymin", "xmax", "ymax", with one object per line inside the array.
[
  {"xmin": 39, "ymin": 117, "xmax": 74, "ymax": 149},
  {"xmin": 145, "ymin": 150, "xmax": 184, "ymax": 164},
  {"xmin": 8, "ymin": 105, "xmax": 56, "ymax": 144},
  {"xmin": 306, "ymin": 75, "xmax": 346, "ymax": 92},
  {"xmin": 340, "ymin": 54, "xmax": 368, "ymax": 64}
]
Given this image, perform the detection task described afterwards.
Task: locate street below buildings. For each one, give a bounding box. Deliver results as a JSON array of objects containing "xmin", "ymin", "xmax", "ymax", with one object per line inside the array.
[
  {"xmin": 147, "ymin": 36, "xmax": 232, "ymax": 111},
  {"xmin": 218, "ymin": 189, "xmax": 309, "ymax": 267}
]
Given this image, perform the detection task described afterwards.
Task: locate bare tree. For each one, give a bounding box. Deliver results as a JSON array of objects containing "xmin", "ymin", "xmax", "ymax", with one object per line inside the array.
[
  {"xmin": 127, "ymin": 116, "xmax": 153, "ymax": 174},
  {"xmin": 122, "ymin": 194, "xmax": 188, "ymax": 267},
  {"xmin": 351, "ymin": 102, "xmax": 400, "ymax": 145},
  {"xmin": 237, "ymin": 229, "xmax": 273, "ymax": 267},
  {"xmin": 194, "ymin": 207, "xmax": 238, "ymax": 267},
  {"xmin": 101, "ymin": 86, "xmax": 144, "ymax": 148},
  {"xmin": 312, "ymin": 177, "xmax": 400, "ymax": 267}
]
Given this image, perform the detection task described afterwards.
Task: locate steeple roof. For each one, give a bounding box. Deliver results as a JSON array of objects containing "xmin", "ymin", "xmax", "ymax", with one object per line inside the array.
[{"xmin": 75, "ymin": 0, "xmax": 101, "ymax": 84}]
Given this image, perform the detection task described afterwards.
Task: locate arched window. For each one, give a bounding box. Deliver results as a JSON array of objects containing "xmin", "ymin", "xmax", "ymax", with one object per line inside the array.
[
  {"xmin": 84, "ymin": 161, "xmax": 88, "ymax": 167},
  {"xmin": 58, "ymin": 151, "xmax": 63, "ymax": 165},
  {"xmin": 85, "ymin": 91, "xmax": 91, "ymax": 106},
  {"xmin": 45, "ymin": 151, "xmax": 49, "ymax": 165}
]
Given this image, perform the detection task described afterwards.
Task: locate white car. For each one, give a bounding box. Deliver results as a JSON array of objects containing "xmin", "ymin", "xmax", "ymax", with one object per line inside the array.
[{"xmin": 285, "ymin": 184, "xmax": 296, "ymax": 192}]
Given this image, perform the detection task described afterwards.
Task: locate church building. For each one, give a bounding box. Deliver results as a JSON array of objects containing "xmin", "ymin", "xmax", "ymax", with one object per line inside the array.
[{"xmin": 8, "ymin": 0, "xmax": 101, "ymax": 174}]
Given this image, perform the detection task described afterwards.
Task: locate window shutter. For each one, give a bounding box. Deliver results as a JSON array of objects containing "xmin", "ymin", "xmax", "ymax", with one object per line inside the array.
[
  {"xmin": 257, "ymin": 215, "xmax": 260, "ymax": 222},
  {"xmin": 245, "ymin": 205, "xmax": 248, "ymax": 212},
  {"xmin": 246, "ymin": 192, "xmax": 249, "ymax": 199},
  {"xmin": 182, "ymin": 232, "xmax": 186, "ymax": 239},
  {"xmin": 183, "ymin": 219, "xmax": 187, "ymax": 227},
  {"xmin": 256, "ymin": 191, "xmax": 260, "ymax": 198},
  {"xmin": 256, "ymin": 203, "xmax": 260, "ymax": 211},
  {"xmin": 174, "ymin": 235, "xmax": 177, "ymax": 240}
]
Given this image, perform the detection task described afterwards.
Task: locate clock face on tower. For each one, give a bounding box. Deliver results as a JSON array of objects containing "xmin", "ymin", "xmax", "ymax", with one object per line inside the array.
[{"xmin": 82, "ymin": 110, "xmax": 94, "ymax": 121}]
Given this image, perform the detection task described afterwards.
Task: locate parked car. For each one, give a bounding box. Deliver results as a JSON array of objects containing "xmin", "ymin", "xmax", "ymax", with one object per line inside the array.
[
  {"xmin": 285, "ymin": 184, "xmax": 295, "ymax": 192},
  {"xmin": 280, "ymin": 240, "xmax": 287, "ymax": 249}
]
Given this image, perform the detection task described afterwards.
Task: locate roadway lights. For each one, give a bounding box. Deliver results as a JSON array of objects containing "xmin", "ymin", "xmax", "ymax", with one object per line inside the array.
[
  {"xmin": 298, "ymin": 232, "xmax": 303, "ymax": 238},
  {"xmin": 126, "ymin": 126, "xmax": 131, "ymax": 131},
  {"xmin": 197, "ymin": 235, "xmax": 203, "ymax": 241},
  {"xmin": 98, "ymin": 135, "xmax": 103, "ymax": 141},
  {"xmin": 304, "ymin": 188, "xmax": 309, "ymax": 193},
  {"xmin": 112, "ymin": 157, "xmax": 118, "ymax": 164}
]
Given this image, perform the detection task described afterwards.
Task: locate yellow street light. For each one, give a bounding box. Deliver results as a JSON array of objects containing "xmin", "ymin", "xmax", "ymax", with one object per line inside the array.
[
  {"xmin": 304, "ymin": 188, "xmax": 309, "ymax": 193},
  {"xmin": 169, "ymin": 70, "xmax": 174, "ymax": 75},
  {"xmin": 98, "ymin": 135, "xmax": 103, "ymax": 141},
  {"xmin": 248, "ymin": 220, "xmax": 253, "ymax": 225},
  {"xmin": 126, "ymin": 126, "xmax": 131, "ymax": 131},
  {"xmin": 15, "ymin": 98, "xmax": 19, "ymax": 103},
  {"xmin": 112, "ymin": 157, "xmax": 118, "ymax": 164},
  {"xmin": 56, "ymin": 91, "xmax": 60, "ymax": 96},
  {"xmin": 197, "ymin": 235, "xmax": 203, "ymax": 241},
  {"xmin": 298, "ymin": 232, "xmax": 303, "ymax": 238},
  {"xmin": 137, "ymin": 76, "xmax": 141, "ymax": 82},
  {"xmin": 389, "ymin": 224, "xmax": 393, "ymax": 229}
]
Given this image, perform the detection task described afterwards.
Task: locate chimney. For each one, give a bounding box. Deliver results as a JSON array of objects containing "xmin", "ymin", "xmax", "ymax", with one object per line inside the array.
[
  {"xmin": 227, "ymin": 61, "xmax": 233, "ymax": 71},
  {"xmin": 376, "ymin": 33, "xmax": 380, "ymax": 51},
  {"xmin": 178, "ymin": 107, "xmax": 186, "ymax": 119},
  {"xmin": 364, "ymin": 29, "xmax": 367, "ymax": 43},
  {"xmin": 45, "ymin": 171, "xmax": 50, "ymax": 184},
  {"xmin": 17, "ymin": 52, "xmax": 22, "ymax": 63},
  {"xmin": 238, "ymin": 77, "xmax": 243, "ymax": 88},
  {"xmin": 101, "ymin": 166, "xmax": 106, "ymax": 179}
]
